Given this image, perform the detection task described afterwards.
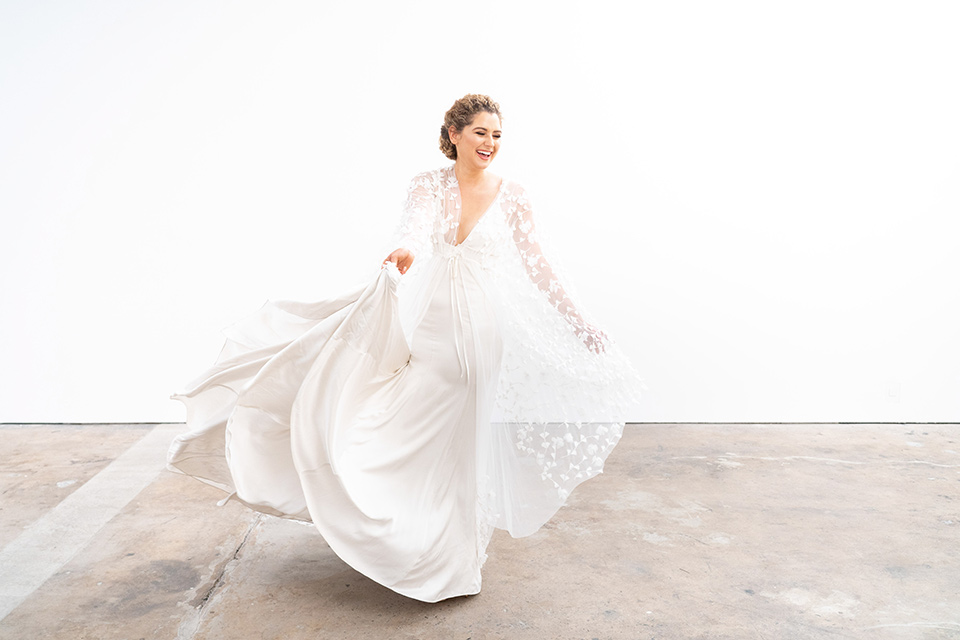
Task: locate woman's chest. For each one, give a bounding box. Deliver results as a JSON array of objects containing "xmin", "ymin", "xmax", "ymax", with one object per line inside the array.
[{"xmin": 431, "ymin": 193, "xmax": 512, "ymax": 258}]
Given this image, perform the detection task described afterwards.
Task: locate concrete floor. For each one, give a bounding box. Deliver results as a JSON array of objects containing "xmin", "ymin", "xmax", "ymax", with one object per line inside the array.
[{"xmin": 0, "ymin": 424, "xmax": 958, "ymax": 639}]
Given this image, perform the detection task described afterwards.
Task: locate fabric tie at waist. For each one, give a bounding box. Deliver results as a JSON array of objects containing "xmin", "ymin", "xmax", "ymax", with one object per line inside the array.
[{"xmin": 444, "ymin": 246, "xmax": 471, "ymax": 380}]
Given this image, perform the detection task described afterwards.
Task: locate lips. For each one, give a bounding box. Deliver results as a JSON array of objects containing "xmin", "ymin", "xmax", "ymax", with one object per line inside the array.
[{"xmin": 477, "ymin": 149, "xmax": 492, "ymax": 160}]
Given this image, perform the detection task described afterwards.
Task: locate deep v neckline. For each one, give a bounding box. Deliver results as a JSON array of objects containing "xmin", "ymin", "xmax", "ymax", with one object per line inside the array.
[{"xmin": 452, "ymin": 174, "xmax": 504, "ymax": 247}]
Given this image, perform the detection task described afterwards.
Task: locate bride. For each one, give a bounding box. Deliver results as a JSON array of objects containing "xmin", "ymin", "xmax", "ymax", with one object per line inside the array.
[{"xmin": 169, "ymin": 94, "xmax": 642, "ymax": 603}]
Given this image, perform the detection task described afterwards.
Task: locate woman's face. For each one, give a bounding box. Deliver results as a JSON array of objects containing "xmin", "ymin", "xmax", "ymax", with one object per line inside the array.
[{"xmin": 450, "ymin": 111, "xmax": 501, "ymax": 169}]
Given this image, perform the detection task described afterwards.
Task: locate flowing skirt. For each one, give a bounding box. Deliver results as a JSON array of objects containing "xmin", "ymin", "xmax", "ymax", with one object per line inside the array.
[
  {"xmin": 170, "ymin": 242, "xmax": 641, "ymax": 602},
  {"xmin": 169, "ymin": 261, "xmax": 501, "ymax": 601}
]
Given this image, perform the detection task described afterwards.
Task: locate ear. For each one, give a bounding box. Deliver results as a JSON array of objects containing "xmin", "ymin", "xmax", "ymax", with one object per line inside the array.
[{"xmin": 448, "ymin": 126, "xmax": 460, "ymax": 145}]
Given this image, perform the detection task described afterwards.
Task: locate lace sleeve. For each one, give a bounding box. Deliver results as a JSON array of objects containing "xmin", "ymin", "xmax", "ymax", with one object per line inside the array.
[
  {"xmin": 393, "ymin": 171, "xmax": 436, "ymax": 260},
  {"xmin": 506, "ymin": 184, "xmax": 606, "ymax": 353}
]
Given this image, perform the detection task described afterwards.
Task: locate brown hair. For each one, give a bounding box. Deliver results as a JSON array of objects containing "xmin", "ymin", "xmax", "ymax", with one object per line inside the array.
[{"xmin": 438, "ymin": 94, "xmax": 503, "ymax": 160}]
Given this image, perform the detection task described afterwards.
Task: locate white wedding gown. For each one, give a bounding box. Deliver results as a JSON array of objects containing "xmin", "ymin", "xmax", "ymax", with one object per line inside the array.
[{"xmin": 168, "ymin": 165, "xmax": 642, "ymax": 602}]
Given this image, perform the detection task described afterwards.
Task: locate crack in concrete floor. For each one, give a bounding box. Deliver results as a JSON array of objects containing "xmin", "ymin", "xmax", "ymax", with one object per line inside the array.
[{"xmin": 177, "ymin": 514, "xmax": 262, "ymax": 640}]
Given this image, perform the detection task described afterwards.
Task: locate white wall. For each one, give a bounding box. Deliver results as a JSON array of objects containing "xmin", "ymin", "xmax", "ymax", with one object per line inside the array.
[{"xmin": 1, "ymin": 1, "xmax": 957, "ymax": 423}]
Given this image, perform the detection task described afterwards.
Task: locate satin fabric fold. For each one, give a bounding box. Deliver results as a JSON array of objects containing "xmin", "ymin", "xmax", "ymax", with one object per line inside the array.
[{"xmin": 170, "ymin": 260, "xmax": 497, "ymax": 601}]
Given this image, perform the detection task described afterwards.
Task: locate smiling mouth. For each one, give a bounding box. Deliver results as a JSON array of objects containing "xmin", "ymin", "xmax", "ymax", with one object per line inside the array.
[{"xmin": 477, "ymin": 150, "xmax": 492, "ymax": 160}]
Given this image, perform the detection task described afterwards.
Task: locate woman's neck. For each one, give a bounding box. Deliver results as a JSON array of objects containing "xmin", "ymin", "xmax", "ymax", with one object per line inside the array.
[{"xmin": 453, "ymin": 161, "xmax": 486, "ymax": 187}]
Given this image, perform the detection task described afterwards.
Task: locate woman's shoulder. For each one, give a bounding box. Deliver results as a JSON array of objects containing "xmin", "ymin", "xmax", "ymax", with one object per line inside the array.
[
  {"xmin": 407, "ymin": 164, "xmax": 455, "ymax": 188},
  {"xmin": 500, "ymin": 176, "xmax": 525, "ymax": 193},
  {"xmin": 499, "ymin": 177, "xmax": 530, "ymax": 206},
  {"xmin": 405, "ymin": 166, "xmax": 529, "ymax": 203}
]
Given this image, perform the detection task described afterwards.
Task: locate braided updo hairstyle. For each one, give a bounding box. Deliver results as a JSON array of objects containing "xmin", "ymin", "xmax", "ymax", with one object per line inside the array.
[{"xmin": 438, "ymin": 94, "xmax": 503, "ymax": 160}]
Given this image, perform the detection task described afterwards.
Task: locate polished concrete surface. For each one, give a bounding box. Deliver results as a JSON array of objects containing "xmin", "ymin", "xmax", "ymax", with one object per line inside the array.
[{"xmin": 0, "ymin": 423, "xmax": 958, "ymax": 639}]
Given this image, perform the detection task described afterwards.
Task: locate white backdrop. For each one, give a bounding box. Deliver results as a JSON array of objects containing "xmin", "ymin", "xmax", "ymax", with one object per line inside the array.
[{"xmin": 1, "ymin": 1, "xmax": 957, "ymax": 423}]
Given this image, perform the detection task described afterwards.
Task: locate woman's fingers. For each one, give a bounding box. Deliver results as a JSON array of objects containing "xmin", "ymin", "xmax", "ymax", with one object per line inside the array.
[
  {"xmin": 583, "ymin": 325, "xmax": 607, "ymax": 354},
  {"xmin": 382, "ymin": 249, "xmax": 414, "ymax": 274}
]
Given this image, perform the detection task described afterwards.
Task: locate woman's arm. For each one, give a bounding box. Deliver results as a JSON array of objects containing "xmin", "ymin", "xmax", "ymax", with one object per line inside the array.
[
  {"xmin": 507, "ymin": 186, "xmax": 607, "ymax": 354},
  {"xmin": 382, "ymin": 173, "xmax": 435, "ymax": 273}
]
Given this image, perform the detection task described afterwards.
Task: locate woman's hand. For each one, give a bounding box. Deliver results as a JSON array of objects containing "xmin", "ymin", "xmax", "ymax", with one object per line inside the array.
[
  {"xmin": 383, "ymin": 248, "xmax": 415, "ymax": 274},
  {"xmin": 579, "ymin": 323, "xmax": 608, "ymax": 354}
]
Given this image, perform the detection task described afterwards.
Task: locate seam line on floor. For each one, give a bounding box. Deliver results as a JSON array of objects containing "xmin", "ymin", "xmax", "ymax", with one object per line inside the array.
[{"xmin": 0, "ymin": 423, "xmax": 182, "ymax": 622}]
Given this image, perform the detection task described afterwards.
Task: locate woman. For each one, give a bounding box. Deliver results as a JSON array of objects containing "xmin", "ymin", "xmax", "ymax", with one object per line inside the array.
[{"xmin": 169, "ymin": 94, "xmax": 641, "ymax": 603}]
